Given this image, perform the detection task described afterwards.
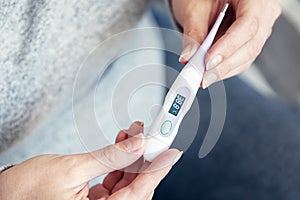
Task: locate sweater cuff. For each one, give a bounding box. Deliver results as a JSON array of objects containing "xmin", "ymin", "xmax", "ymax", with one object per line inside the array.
[
  {"xmin": 164, "ymin": 0, "xmax": 183, "ymax": 32},
  {"xmin": 0, "ymin": 164, "xmax": 15, "ymax": 173}
]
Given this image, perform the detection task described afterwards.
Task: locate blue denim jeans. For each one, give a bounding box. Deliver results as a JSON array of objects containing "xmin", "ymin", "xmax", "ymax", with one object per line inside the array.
[{"xmin": 154, "ymin": 75, "xmax": 300, "ymax": 200}]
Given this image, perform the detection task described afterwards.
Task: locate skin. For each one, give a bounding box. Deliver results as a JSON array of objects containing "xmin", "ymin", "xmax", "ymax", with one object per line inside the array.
[
  {"xmin": 0, "ymin": 122, "xmax": 182, "ymax": 200},
  {"xmin": 172, "ymin": 0, "xmax": 282, "ymax": 88}
]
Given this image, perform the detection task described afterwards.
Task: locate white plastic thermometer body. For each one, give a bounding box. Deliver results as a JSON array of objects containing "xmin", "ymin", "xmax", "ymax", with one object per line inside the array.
[{"xmin": 144, "ymin": 3, "xmax": 229, "ymax": 162}]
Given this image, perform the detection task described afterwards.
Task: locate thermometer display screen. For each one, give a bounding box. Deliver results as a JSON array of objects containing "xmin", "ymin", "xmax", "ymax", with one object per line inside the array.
[{"xmin": 168, "ymin": 94, "xmax": 186, "ymax": 116}]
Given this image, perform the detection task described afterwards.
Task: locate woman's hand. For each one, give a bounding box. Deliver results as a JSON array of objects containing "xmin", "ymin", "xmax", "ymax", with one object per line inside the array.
[
  {"xmin": 0, "ymin": 122, "xmax": 182, "ymax": 200},
  {"xmin": 172, "ymin": 0, "xmax": 281, "ymax": 88}
]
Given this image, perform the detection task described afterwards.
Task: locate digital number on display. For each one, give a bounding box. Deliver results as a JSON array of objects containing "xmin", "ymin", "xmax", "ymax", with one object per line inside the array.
[{"xmin": 168, "ymin": 94, "xmax": 186, "ymax": 116}]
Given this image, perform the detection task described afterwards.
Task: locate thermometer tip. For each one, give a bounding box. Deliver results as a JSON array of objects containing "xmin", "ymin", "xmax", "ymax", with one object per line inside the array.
[{"xmin": 222, "ymin": 3, "xmax": 229, "ymax": 13}]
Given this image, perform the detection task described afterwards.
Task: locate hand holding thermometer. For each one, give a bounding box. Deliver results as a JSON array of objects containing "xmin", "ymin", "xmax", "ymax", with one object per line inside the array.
[{"xmin": 144, "ymin": 3, "xmax": 229, "ymax": 162}]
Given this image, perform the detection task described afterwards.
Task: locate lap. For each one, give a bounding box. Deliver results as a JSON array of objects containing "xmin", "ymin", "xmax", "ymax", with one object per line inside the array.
[{"xmin": 154, "ymin": 77, "xmax": 300, "ymax": 200}]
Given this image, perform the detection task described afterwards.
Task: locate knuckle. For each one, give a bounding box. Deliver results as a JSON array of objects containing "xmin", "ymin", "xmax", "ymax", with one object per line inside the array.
[
  {"xmin": 184, "ymin": 28, "xmax": 200, "ymax": 39},
  {"xmin": 100, "ymin": 147, "xmax": 117, "ymax": 169},
  {"xmin": 184, "ymin": 29, "xmax": 195, "ymax": 37},
  {"xmin": 183, "ymin": 28, "xmax": 205, "ymax": 44}
]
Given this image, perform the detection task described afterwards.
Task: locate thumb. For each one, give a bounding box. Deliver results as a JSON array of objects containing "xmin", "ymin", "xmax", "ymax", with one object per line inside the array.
[
  {"xmin": 179, "ymin": 5, "xmax": 211, "ymax": 64},
  {"xmin": 119, "ymin": 149, "xmax": 182, "ymax": 200},
  {"xmin": 76, "ymin": 133, "xmax": 145, "ymax": 182}
]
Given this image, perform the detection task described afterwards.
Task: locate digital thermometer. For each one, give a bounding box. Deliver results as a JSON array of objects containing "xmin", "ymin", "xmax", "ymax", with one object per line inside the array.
[{"xmin": 144, "ymin": 3, "xmax": 229, "ymax": 162}]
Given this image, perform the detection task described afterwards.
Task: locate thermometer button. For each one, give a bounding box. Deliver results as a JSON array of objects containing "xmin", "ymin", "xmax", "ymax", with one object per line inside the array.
[{"xmin": 160, "ymin": 120, "xmax": 173, "ymax": 136}]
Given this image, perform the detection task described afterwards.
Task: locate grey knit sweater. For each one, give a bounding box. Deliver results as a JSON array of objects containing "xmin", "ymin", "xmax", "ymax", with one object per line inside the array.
[{"xmin": 0, "ymin": 0, "xmax": 150, "ymax": 152}]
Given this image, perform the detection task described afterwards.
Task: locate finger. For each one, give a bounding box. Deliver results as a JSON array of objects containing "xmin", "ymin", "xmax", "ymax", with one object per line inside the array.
[
  {"xmin": 111, "ymin": 173, "xmax": 136, "ymax": 194},
  {"xmin": 223, "ymin": 60, "xmax": 254, "ymax": 80},
  {"xmin": 115, "ymin": 130, "xmax": 127, "ymax": 143},
  {"xmin": 179, "ymin": 2, "xmax": 212, "ymax": 64},
  {"xmin": 206, "ymin": 12, "xmax": 259, "ymax": 70},
  {"xmin": 124, "ymin": 121, "xmax": 144, "ymax": 137},
  {"xmin": 138, "ymin": 160, "xmax": 151, "ymax": 172},
  {"xmin": 202, "ymin": 59, "xmax": 253, "ymax": 88},
  {"xmin": 103, "ymin": 170, "xmax": 123, "ymax": 192},
  {"xmin": 111, "ymin": 121, "xmax": 144, "ymax": 192},
  {"xmin": 88, "ymin": 184, "xmax": 109, "ymax": 200},
  {"xmin": 126, "ymin": 149, "xmax": 182, "ymax": 199},
  {"xmin": 103, "ymin": 121, "xmax": 144, "ymax": 191},
  {"xmin": 115, "ymin": 121, "xmax": 143, "ymax": 143},
  {"xmin": 111, "ymin": 157, "xmax": 144, "ymax": 193},
  {"xmin": 77, "ymin": 133, "xmax": 145, "ymax": 182},
  {"xmin": 109, "ymin": 149, "xmax": 182, "ymax": 200},
  {"xmin": 113, "ymin": 121, "xmax": 144, "ymax": 190},
  {"xmin": 202, "ymin": 28, "xmax": 270, "ymax": 88}
]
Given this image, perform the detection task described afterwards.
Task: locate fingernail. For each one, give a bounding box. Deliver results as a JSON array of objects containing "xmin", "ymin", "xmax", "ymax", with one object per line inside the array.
[
  {"xmin": 139, "ymin": 122, "xmax": 144, "ymax": 133},
  {"xmin": 134, "ymin": 121, "xmax": 144, "ymax": 133},
  {"xmin": 124, "ymin": 133, "xmax": 145, "ymax": 152},
  {"xmin": 135, "ymin": 121, "xmax": 144, "ymax": 127},
  {"xmin": 206, "ymin": 55, "xmax": 223, "ymax": 70},
  {"xmin": 172, "ymin": 151, "xmax": 183, "ymax": 165},
  {"xmin": 179, "ymin": 44, "xmax": 198, "ymax": 63},
  {"xmin": 145, "ymin": 150, "xmax": 183, "ymax": 173},
  {"xmin": 127, "ymin": 121, "xmax": 144, "ymax": 136},
  {"xmin": 162, "ymin": 150, "xmax": 183, "ymax": 166},
  {"xmin": 203, "ymin": 73, "xmax": 218, "ymax": 88}
]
